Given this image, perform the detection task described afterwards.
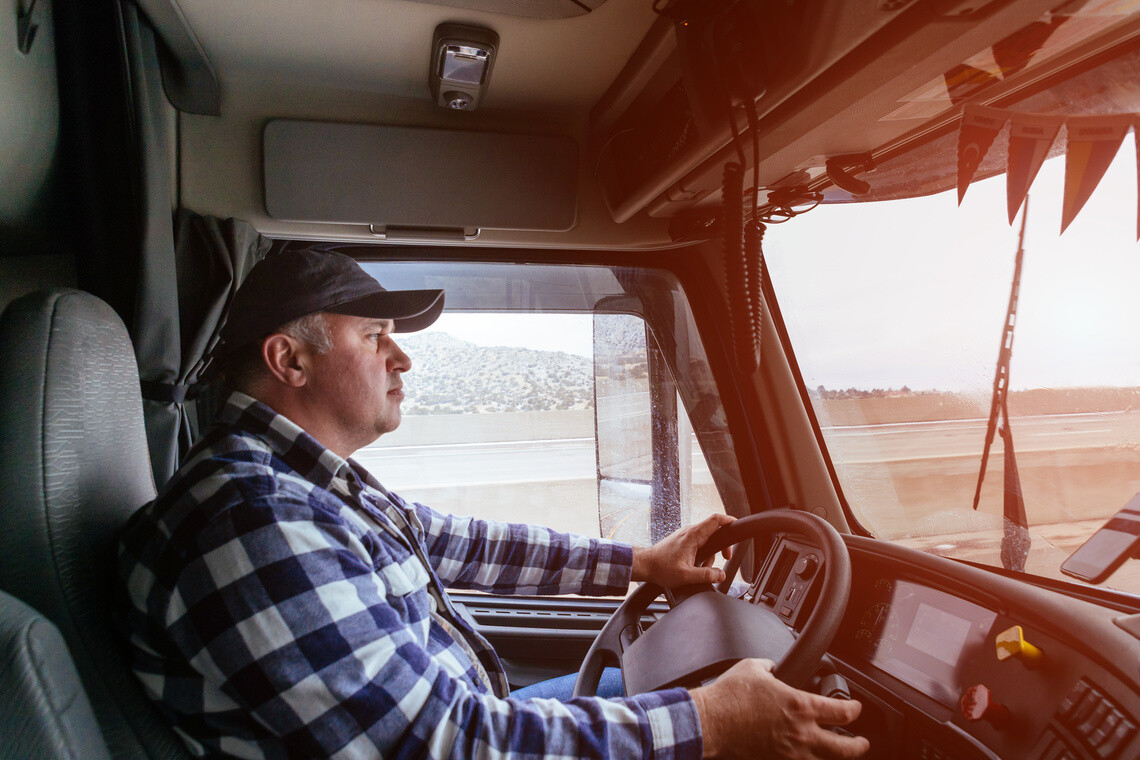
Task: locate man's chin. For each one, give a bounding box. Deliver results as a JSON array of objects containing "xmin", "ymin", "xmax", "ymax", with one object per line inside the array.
[{"xmin": 379, "ymin": 410, "xmax": 402, "ymax": 436}]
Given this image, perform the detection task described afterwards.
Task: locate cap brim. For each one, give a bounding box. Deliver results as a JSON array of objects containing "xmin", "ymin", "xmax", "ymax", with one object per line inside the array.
[{"xmin": 327, "ymin": 289, "xmax": 445, "ymax": 333}]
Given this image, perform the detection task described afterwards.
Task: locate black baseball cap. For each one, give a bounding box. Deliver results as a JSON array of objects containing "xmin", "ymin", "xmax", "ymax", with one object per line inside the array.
[{"xmin": 216, "ymin": 249, "xmax": 445, "ymax": 357}]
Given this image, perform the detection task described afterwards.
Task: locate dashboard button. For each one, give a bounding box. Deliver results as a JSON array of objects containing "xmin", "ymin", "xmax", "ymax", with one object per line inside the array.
[
  {"xmin": 1060, "ymin": 680, "xmax": 1091, "ymax": 719},
  {"xmin": 1091, "ymin": 710, "xmax": 1121, "ymax": 748},
  {"xmin": 1069, "ymin": 688, "xmax": 1104, "ymax": 727},
  {"xmin": 1097, "ymin": 718, "xmax": 1135, "ymax": 758},
  {"xmin": 1078, "ymin": 702, "xmax": 1113, "ymax": 741}
]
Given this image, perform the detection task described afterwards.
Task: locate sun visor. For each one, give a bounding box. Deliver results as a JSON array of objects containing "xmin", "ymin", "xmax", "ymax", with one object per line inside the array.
[{"xmin": 263, "ymin": 120, "xmax": 578, "ymax": 232}]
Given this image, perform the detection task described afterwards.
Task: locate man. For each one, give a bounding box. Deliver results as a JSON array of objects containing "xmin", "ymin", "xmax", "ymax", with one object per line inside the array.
[{"xmin": 118, "ymin": 249, "xmax": 869, "ymax": 759}]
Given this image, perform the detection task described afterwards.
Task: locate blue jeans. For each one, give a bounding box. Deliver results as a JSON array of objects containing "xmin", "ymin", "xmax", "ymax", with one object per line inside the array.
[{"xmin": 511, "ymin": 667, "xmax": 624, "ymax": 699}]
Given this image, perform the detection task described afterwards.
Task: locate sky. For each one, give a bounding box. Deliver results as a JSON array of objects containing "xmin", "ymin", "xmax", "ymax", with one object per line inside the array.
[{"xmin": 764, "ymin": 139, "xmax": 1140, "ymax": 393}]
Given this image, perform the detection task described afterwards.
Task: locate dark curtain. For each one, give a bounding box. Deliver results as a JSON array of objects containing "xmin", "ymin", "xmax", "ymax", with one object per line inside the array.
[
  {"xmin": 59, "ymin": 0, "xmax": 143, "ymax": 323},
  {"xmin": 124, "ymin": 7, "xmax": 178, "ymax": 488},
  {"xmin": 124, "ymin": 8, "xmax": 270, "ymax": 486}
]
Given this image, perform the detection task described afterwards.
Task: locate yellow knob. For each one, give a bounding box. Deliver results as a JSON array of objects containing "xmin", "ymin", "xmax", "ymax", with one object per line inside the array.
[{"xmin": 995, "ymin": 625, "xmax": 1043, "ymax": 667}]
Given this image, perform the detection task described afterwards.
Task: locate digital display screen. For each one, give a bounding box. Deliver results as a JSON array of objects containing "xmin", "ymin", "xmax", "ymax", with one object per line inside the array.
[
  {"xmin": 859, "ymin": 581, "xmax": 996, "ymax": 706},
  {"xmin": 904, "ymin": 602, "xmax": 973, "ymax": 666}
]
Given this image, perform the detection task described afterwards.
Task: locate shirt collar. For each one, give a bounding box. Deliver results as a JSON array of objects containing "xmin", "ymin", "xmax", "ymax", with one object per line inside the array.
[{"xmin": 220, "ymin": 391, "xmax": 357, "ymax": 492}]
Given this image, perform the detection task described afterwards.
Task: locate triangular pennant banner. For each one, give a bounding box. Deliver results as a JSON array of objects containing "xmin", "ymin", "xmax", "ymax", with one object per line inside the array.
[
  {"xmin": 1061, "ymin": 115, "xmax": 1133, "ymax": 233},
  {"xmin": 957, "ymin": 105, "xmax": 1008, "ymax": 205},
  {"xmin": 1006, "ymin": 113, "xmax": 1062, "ymax": 223}
]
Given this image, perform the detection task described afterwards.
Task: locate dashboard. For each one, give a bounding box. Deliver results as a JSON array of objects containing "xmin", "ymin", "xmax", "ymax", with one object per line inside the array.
[{"xmin": 745, "ymin": 533, "xmax": 1140, "ymax": 760}]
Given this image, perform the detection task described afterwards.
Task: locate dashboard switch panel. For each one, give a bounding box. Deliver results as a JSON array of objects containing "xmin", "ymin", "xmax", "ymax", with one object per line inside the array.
[
  {"xmin": 1055, "ymin": 679, "xmax": 1136, "ymax": 759},
  {"xmin": 753, "ymin": 537, "xmax": 823, "ymax": 626}
]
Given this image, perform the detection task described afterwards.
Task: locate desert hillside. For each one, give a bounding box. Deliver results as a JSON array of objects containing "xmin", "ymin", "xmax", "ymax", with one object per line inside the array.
[{"xmin": 396, "ymin": 332, "xmax": 593, "ymax": 414}]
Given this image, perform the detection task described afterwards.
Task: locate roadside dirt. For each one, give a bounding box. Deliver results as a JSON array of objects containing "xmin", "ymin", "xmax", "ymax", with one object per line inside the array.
[{"xmin": 816, "ymin": 387, "xmax": 1140, "ymax": 427}]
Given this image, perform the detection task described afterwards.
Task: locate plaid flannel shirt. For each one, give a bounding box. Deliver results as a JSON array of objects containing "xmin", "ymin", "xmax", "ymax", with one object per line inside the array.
[{"xmin": 118, "ymin": 392, "xmax": 702, "ymax": 759}]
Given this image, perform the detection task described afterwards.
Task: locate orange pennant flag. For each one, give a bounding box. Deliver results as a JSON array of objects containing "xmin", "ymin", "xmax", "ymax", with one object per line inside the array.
[
  {"xmin": 1006, "ymin": 113, "xmax": 1062, "ymax": 224},
  {"xmin": 958, "ymin": 105, "xmax": 1009, "ymax": 205},
  {"xmin": 1062, "ymin": 115, "xmax": 1132, "ymax": 234}
]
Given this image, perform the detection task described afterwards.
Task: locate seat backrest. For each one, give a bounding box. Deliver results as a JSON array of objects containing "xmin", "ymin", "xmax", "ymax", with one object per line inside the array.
[
  {"xmin": 0, "ymin": 589, "xmax": 111, "ymax": 760},
  {"xmin": 0, "ymin": 289, "xmax": 191, "ymax": 759}
]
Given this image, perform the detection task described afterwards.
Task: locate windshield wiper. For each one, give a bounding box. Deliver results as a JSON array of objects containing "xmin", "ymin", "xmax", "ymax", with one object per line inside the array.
[{"xmin": 972, "ymin": 202, "xmax": 1031, "ymax": 572}]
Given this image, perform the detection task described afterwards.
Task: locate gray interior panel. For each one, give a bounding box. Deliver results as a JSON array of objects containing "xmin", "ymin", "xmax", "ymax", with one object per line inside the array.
[
  {"xmin": 263, "ymin": 120, "xmax": 579, "ymax": 231},
  {"xmin": 0, "ymin": 0, "xmax": 58, "ymax": 225}
]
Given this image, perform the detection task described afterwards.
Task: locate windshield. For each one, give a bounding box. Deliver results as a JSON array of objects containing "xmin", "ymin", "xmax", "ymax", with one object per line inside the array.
[{"xmin": 767, "ymin": 143, "xmax": 1140, "ymax": 594}]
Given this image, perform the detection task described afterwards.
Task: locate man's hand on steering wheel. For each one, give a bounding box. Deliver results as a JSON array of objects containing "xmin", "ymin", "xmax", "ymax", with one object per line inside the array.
[
  {"xmin": 690, "ymin": 659, "xmax": 870, "ymax": 760},
  {"xmin": 578, "ymin": 510, "xmax": 868, "ymax": 757},
  {"xmin": 631, "ymin": 513, "xmax": 737, "ymax": 588}
]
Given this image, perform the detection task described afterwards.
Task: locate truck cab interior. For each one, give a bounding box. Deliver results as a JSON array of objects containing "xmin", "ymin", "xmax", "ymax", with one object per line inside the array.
[{"xmin": 3, "ymin": 0, "xmax": 1140, "ymax": 758}]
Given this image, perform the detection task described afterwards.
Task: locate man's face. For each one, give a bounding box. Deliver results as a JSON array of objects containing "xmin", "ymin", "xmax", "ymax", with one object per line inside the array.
[{"xmin": 303, "ymin": 313, "xmax": 411, "ymax": 453}]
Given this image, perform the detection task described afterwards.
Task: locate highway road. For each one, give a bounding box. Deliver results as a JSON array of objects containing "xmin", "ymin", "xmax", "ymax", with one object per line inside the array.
[
  {"xmin": 354, "ymin": 410, "xmax": 1140, "ymax": 490},
  {"xmin": 825, "ymin": 411, "xmax": 1140, "ymax": 464}
]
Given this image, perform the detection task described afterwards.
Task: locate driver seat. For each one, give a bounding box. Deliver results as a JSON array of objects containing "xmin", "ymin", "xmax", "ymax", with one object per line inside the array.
[{"xmin": 0, "ymin": 289, "xmax": 191, "ymax": 759}]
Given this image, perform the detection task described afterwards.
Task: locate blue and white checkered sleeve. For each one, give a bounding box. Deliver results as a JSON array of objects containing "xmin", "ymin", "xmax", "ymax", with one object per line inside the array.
[
  {"xmin": 170, "ymin": 497, "xmax": 701, "ymax": 759},
  {"xmin": 413, "ymin": 503, "xmax": 633, "ymax": 596}
]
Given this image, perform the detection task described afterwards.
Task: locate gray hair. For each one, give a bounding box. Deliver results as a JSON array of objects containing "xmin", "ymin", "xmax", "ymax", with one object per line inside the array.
[
  {"xmin": 279, "ymin": 312, "xmax": 333, "ymax": 354},
  {"xmin": 216, "ymin": 311, "xmax": 333, "ymax": 393}
]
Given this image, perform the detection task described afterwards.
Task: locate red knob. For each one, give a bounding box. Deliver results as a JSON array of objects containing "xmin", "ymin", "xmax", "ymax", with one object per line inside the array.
[{"xmin": 960, "ymin": 684, "xmax": 1010, "ymax": 728}]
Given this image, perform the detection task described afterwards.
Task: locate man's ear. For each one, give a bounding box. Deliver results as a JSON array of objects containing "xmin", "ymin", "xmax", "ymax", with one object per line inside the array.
[{"xmin": 261, "ymin": 334, "xmax": 308, "ymax": 387}]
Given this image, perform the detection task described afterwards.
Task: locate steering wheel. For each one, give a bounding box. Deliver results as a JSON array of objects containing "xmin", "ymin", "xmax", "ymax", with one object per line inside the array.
[{"xmin": 572, "ymin": 509, "xmax": 850, "ymax": 697}]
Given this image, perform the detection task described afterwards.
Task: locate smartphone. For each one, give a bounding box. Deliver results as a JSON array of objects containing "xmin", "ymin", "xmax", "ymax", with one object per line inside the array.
[{"xmin": 1061, "ymin": 493, "xmax": 1140, "ymax": 584}]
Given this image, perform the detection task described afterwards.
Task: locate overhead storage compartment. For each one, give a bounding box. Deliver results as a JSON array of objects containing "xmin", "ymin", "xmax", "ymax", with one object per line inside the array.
[{"xmin": 589, "ymin": 0, "xmax": 1063, "ymax": 224}]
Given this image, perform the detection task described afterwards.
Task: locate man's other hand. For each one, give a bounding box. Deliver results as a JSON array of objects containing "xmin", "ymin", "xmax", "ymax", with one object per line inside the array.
[
  {"xmin": 689, "ymin": 659, "xmax": 870, "ymax": 759},
  {"xmin": 631, "ymin": 513, "xmax": 736, "ymax": 588}
]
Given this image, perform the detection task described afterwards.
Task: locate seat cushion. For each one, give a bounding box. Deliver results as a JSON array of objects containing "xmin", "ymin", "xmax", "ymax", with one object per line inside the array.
[{"xmin": 0, "ymin": 590, "xmax": 111, "ymax": 760}]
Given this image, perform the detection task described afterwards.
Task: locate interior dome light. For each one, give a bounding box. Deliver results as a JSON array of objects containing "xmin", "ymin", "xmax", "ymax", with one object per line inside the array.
[{"xmin": 430, "ymin": 23, "xmax": 498, "ymax": 112}]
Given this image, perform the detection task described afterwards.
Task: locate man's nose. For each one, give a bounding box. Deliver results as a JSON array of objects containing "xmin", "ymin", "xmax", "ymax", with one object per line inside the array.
[{"xmin": 389, "ymin": 340, "xmax": 412, "ymax": 372}]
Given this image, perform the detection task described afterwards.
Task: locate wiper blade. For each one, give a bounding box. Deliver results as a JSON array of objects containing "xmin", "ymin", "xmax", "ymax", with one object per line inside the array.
[{"xmin": 972, "ymin": 202, "xmax": 1031, "ymax": 572}]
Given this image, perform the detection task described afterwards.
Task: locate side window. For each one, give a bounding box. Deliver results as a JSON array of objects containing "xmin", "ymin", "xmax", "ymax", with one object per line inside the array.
[
  {"xmin": 358, "ymin": 310, "xmax": 728, "ymax": 540},
  {"xmin": 595, "ymin": 314, "xmax": 723, "ymax": 545}
]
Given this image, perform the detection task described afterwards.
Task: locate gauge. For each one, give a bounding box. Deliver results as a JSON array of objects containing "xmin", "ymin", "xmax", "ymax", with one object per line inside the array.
[{"xmin": 852, "ymin": 601, "xmax": 893, "ymax": 658}]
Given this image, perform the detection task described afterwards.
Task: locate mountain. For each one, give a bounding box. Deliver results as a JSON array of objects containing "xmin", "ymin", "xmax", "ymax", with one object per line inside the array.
[{"xmin": 395, "ymin": 332, "xmax": 594, "ymax": 414}]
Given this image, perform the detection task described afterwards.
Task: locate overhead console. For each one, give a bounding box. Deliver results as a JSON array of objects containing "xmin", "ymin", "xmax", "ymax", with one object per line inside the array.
[{"xmin": 589, "ymin": 0, "xmax": 1070, "ymax": 225}]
